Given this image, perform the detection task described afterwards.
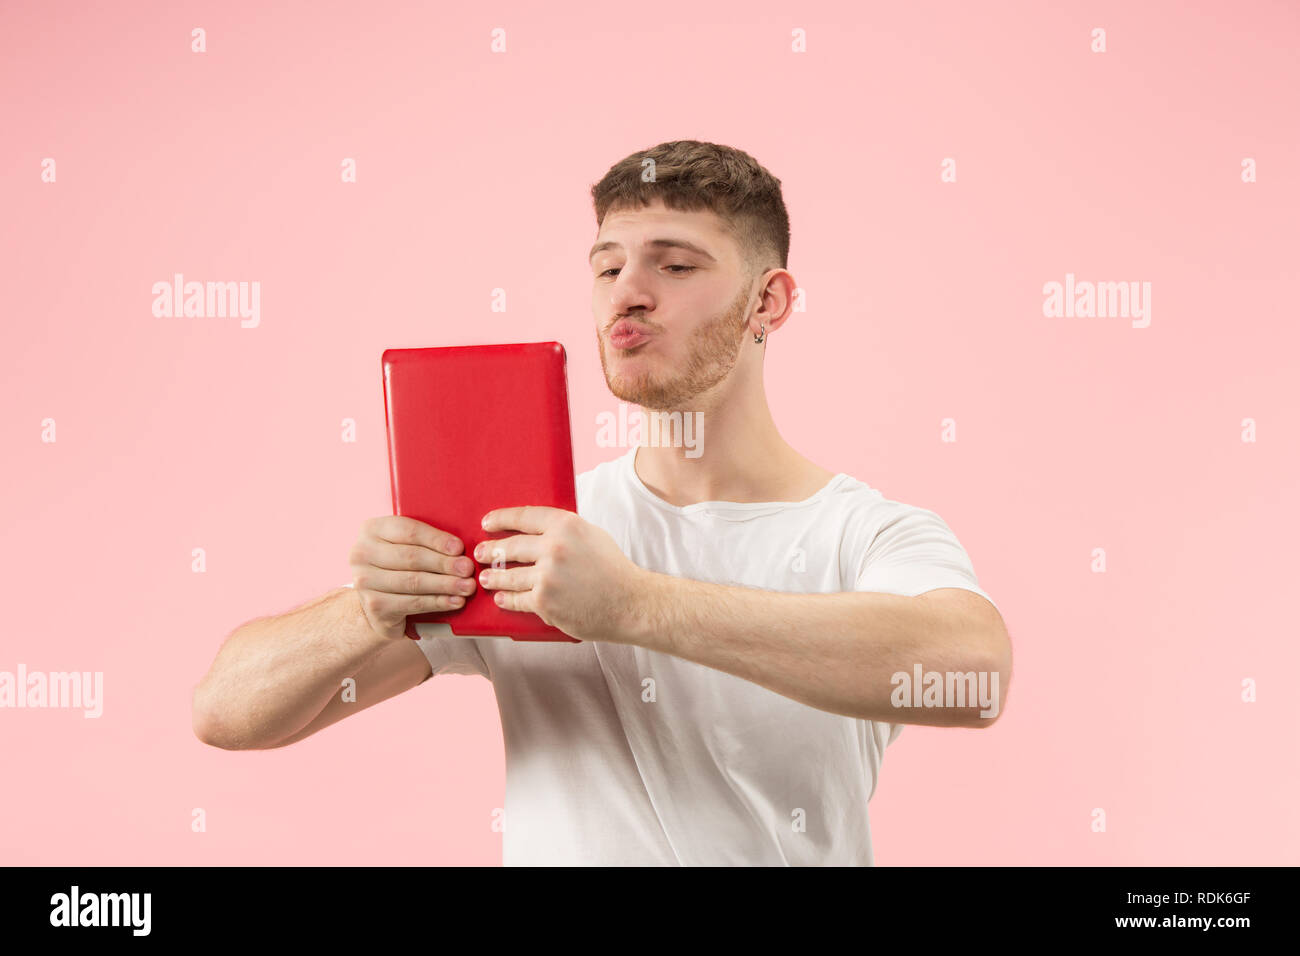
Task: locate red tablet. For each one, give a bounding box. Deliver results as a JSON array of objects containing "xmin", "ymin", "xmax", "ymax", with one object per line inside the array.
[{"xmin": 382, "ymin": 342, "xmax": 579, "ymax": 643}]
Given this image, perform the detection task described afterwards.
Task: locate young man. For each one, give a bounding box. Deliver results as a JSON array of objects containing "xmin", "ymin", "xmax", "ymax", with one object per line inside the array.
[{"xmin": 193, "ymin": 140, "xmax": 1012, "ymax": 866}]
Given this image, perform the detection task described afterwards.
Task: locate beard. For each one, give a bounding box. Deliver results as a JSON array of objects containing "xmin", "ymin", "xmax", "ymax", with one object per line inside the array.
[{"xmin": 597, "ymin": 283, "xmax": 751, "ymax": 411}]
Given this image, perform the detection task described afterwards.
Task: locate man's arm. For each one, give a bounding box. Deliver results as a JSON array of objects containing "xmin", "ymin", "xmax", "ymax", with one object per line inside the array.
[
  {"xmin": 476, "ymin": 505, "xmax": 1010, "ymax": 727},
  {"xmin": 624, "ymin": 577, "xmax": 1011, "ymax": 728},
  {"xmin": 192, "ymin": 586, "xmax": 432, "ymax": 750},
  {"xmin": 258, "ymin": 626, "xmax": 436, "ymax": 749}
]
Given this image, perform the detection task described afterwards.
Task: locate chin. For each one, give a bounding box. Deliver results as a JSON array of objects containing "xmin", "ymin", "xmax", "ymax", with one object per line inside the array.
[{"xmin": 607, "ymin": 375, "xmax": 659, "ymax": 406}]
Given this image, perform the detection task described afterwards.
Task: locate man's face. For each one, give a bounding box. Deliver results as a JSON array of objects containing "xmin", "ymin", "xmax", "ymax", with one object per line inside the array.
[{"xmin": 590, "ymin": 199, "xmax": 755, "ymax": 411}]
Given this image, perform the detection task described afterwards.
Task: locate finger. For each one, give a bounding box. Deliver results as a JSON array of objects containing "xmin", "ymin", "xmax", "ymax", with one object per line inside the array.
[
  {"xmin": 404, "ymin": 591, "xmax": 470, "ymax": 613},
  {"xmin": 481, "ymin": 506, "xmax": 564, "ymax": 535},
  {"xmin": 368, "ymin": 538, "xmax": 475, "ymax": 578},
  {"xmin": 474, "ymin": 534, "xmax": 545, "ymax": 567},
  {"xmin": 360, "ymin": 565, "xmax": 478, "ymax": 598},
  {"xmin": 367, "ymin": 592, "xmax": 470, "ymax": 620},
  {"xmin": 492, "ymin": 589, "xmax": 532, "ymax": 613},
  {"xmin": 373, "ymin": 516, "xmax": 464, "ymax": 556},
  {"xmin": 478, "ymin": 565, "xmax": 535, "ymax": 593}
]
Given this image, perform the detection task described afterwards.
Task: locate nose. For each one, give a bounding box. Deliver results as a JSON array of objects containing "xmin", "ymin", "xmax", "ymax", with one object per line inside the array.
[{"xmin": 603, "ymin": 265, "xmax": 655, "ymax": 316}]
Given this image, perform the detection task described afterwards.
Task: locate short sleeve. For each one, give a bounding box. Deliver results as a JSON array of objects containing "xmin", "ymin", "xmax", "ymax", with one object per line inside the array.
[
  {"xmin": 341, "ymin": 582, "xmax": 489, "ymax": 679},
  {"xmin": 853, "ymin": 504, "xmax": 995, "ymax": 750},
  {"xmin": 853, "ymin": 505, "xmax": 997, "ymax": 613}
]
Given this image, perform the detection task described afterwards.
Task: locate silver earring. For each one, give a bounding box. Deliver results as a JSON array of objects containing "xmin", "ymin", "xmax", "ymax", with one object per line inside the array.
[{"xmin": 754, "ymin": 324, "xmax": 766, "ymax": 344}]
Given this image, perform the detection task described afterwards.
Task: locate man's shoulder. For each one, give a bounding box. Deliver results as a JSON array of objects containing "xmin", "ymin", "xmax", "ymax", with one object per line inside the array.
[
  {"xmin": 820, "ymin": 471, "xmax": 890, "ymax": 522},
  {"xmin": 823, "ymin": 473, "xmax": 968, "ymax": 563},
  {"xmin": 574, "ymin": 451, "xmax": 631, "ymax": 517},
  {"xmin": 575, "ymin": 452, "xmax": 625, "ymax": 492},
  {"xmin": 829, "ymin": 473, "xmax": 947, "ymax": 525}
]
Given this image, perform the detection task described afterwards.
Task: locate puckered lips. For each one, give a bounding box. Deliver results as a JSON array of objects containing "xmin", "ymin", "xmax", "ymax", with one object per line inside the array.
[{"xmin": 609, "ymin": 319, "xmax": 655, "ymax": 350}]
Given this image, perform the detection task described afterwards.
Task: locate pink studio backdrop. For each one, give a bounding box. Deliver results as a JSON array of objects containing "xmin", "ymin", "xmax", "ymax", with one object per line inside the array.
[{"xmin": 2, "ymin": 1, "xmax": 1297, "ymax": 866}]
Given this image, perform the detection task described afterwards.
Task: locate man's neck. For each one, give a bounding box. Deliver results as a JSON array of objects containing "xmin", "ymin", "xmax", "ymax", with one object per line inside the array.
[{"xmin": 629, "ymin": 397, "xmax": 833, "ymax": 507}]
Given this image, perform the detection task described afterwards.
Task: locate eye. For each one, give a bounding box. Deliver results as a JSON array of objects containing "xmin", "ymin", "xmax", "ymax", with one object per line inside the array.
[{"xmin": 596, "ymin": 265, "xmax": 697, "ymax": 278}]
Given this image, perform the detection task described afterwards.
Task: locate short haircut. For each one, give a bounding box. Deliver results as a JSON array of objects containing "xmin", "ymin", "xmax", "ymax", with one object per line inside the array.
[{"xmin": 590, "ymin": 140, "xmax": 791, "ymax": 285}]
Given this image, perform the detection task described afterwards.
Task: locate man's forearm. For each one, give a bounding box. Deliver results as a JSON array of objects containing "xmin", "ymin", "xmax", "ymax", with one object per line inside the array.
[
  {"xmin": 622, "ymin": 572, "xmax": 1009, "ymax": 727},
  {"xmin": 192, "ymin": 587, "xmax": 391, "ymax": 749}
]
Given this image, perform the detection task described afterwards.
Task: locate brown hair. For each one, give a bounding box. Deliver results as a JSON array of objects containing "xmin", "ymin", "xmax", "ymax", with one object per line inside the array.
[{"xmin": 590, "ymin": 140, "xmax": 790, "ymax": 285}]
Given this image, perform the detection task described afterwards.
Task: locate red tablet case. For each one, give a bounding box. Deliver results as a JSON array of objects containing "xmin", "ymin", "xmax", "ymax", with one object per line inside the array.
[{"xmin": 382, "ymin": 342, "xmax": 580, "ymax": 643}]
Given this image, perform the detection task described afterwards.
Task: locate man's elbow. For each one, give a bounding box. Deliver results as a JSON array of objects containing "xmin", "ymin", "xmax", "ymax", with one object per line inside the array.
[
  {"xmin": 968, "ymin": 629, "xmax": 1011, "ymax": 728},
  {"xmin": 192, "ymin": 704, "xmax": 230, "ymax": 750},
  {"xmin": 192, "ymin": 684, "xmax": 243, "ymax": 750}
]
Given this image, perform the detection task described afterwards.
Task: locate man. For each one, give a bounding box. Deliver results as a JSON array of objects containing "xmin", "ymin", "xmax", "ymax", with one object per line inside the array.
[{"xmin": 192, "ymin": 139, "xmax": 1012, "ymax": 866}]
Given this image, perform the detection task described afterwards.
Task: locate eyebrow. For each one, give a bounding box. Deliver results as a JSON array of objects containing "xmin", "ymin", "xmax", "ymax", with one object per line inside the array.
[{"xmin": 588, "ymin": 238, "xmax": 718, "ymax": 263}]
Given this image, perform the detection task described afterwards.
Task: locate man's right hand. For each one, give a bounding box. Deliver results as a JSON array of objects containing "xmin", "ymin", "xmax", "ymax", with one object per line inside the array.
[{"xmin": 348, "ymin": 516, "xmax": 478, "ymax": 641}]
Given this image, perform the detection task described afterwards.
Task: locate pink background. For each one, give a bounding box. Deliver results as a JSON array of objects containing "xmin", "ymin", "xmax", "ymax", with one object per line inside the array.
[{"xmin": 2, "ymin": 0, "xmax": 1297, "ymax": 865}]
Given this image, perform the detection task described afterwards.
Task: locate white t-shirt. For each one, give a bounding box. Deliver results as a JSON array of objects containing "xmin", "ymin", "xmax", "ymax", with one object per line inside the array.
[{"xmin": 409, "ymin": 445, "xmax": 995, "ymax": 865}]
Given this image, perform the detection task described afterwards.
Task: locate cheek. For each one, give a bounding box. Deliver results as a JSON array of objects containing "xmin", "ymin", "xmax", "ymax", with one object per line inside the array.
[{"xmin": 687, "ymin": 282, "xmax": 734, "ymax": 315}]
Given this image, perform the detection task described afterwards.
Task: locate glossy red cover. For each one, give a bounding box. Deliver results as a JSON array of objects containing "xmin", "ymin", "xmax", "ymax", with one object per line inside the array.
[{"xmin": 382, "ymin": 342, "xmax": 579, "ymax": 642}]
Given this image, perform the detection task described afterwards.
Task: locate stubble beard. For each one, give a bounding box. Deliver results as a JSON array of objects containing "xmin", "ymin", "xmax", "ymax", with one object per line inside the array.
[{"xmin": 598, "ymin": 284, "xmax": 751, "ymax": 412}]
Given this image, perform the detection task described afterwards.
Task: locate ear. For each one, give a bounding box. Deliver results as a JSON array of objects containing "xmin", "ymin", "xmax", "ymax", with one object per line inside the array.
[{"xmin": 751, "ymin": 269, "xmax": 799, "ymax": 337}]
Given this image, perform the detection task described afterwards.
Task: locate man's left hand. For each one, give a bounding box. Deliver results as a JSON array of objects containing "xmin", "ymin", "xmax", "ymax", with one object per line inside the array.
[{"xmin": 475, "ymin": 507, "xmax": 651, "ymax": 644}]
